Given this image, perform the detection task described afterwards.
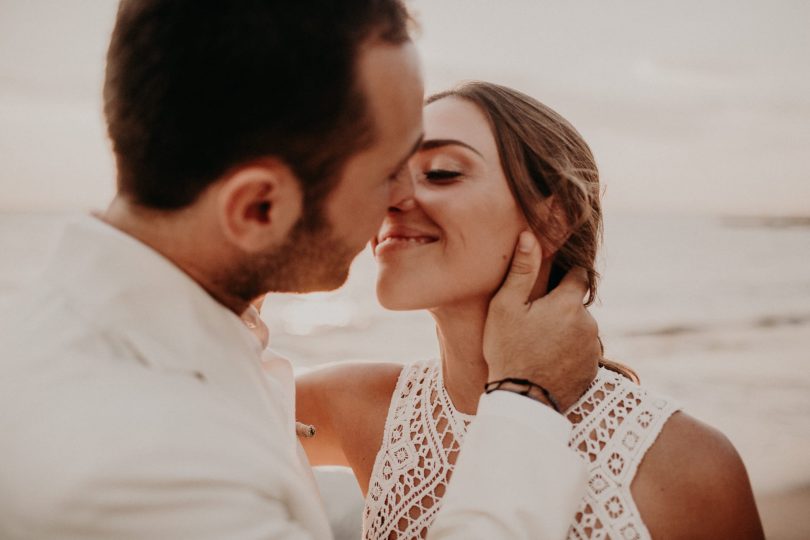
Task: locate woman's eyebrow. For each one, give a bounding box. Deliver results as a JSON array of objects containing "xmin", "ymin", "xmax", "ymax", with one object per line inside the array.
[{"xmin": 420, "ymin": 139, "xmax": 483, "ymax": 158}]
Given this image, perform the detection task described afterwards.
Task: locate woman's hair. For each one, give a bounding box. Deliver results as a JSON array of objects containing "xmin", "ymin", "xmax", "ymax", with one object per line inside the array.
[{"xmin": 427, "ymin": 82, "xmax": 638, "ymax": 383}]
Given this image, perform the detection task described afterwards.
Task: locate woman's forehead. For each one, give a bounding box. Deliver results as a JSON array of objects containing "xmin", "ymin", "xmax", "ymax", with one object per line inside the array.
[{"xmin": 423, "ymin": 97, "xmax": 496, "ymax": 158}]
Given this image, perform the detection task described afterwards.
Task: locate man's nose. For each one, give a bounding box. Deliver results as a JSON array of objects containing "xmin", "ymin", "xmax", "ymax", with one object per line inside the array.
[{"xmin": 387, "ymin": 167, "xmax": 416, "ymax": 212}]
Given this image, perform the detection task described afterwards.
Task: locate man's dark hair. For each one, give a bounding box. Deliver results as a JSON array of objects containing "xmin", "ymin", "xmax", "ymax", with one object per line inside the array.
[{"xmin": 104, "ymin": 0, "xmax": 411, "ymax": 210}]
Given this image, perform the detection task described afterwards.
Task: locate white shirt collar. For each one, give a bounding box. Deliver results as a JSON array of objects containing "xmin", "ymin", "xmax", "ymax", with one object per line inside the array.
[{"xmin": 41, "ymin": 215, "xmax": 283, "ymax": 423}]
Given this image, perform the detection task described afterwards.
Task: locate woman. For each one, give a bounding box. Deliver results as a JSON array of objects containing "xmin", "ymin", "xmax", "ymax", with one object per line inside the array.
[{"xmin": 293, "ymin": 82, "xmax": 763, "ymax": 539}]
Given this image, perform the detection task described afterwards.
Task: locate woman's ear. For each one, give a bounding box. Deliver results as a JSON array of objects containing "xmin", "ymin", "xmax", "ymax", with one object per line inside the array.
[
  {"xmin": 215, "ymin": 159, "xmax": 303, "ymax": 253},
  {"xmin": 536, "ymin": 195, "xmax": 571, "ymax": 259}
]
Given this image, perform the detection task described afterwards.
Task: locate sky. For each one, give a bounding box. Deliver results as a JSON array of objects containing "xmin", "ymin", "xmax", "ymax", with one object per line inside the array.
[{"xmin": 0, "ymin": 0, "xmax": 808, "ymax": 216}]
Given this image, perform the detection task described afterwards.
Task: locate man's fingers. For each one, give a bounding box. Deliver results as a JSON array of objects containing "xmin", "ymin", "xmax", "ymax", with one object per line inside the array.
[
  {"xmin": 492, "ymin": 231, "xmax": 543, "ymax": 307},
  {"xmin": 546, "ymin": 266, "xmax": 589, "ymax": 303}
]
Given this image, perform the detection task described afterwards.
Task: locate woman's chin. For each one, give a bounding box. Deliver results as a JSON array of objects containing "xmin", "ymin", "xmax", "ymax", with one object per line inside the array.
[
  {"xmin": 376, "ymin": 282, "xmax": 427, "ymax": 311},
  {"xmin": 377, "ymin": 293, "xmax": 423, "ymax": 311}
]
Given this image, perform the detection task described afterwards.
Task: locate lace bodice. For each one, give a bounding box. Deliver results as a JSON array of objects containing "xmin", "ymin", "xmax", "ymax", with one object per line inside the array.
[{"xmin": 362, "ymin": 361, "xmax": 680, "ymax": 540}]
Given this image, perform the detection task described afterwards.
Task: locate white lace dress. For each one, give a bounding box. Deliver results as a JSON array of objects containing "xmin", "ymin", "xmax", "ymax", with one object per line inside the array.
[{"xmin": 362, "ymin": 361, "xmax": 680, "ymax": 540}]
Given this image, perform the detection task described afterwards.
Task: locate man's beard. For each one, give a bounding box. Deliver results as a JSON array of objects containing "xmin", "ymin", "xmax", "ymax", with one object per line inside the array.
[{"xmin": 225, "ymin": 207, "xmax": 358, "ymax": 304}]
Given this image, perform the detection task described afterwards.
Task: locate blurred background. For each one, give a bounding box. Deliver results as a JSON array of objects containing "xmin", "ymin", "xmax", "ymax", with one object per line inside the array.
[{"xmin": 1, "ymin": 1, "xmax": 808, "ymax": 538}]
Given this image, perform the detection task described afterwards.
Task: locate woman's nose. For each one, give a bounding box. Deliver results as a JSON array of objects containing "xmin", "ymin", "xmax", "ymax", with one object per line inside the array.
[{"xmin": 387, "ymin": 167, "xmax": 417, "ymax": 212}]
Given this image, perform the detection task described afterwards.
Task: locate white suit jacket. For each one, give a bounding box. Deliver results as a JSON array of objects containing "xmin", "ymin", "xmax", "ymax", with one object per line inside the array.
[{"xmin": 0, "ymin": 217, "xmax": 585, "ymax": 539}]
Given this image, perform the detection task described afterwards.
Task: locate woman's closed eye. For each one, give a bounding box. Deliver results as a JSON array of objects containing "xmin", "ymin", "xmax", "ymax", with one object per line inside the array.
[{"xmin": 424, "ymin": 169, "xmax": 462, "ymax": 183}]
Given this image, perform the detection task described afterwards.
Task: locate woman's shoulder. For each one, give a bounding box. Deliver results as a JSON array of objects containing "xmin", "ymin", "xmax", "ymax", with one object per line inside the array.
[
  {"xmin": 637, "ymin": 412, "xmax": 751, "ymax": 495},
  {"xmin": 578, "ymin": 370, "xmax": 764, "ymax": 538},
  {"xmin": 633, "ymin": 411, "xmax": 764, "ymax": 539},
  {"xmin": 295, "ymin": 361, "xmax": 429, "ymax": 485},
  {"xmin": 295, "ymin": 360, "xmax": 444, "ymax": 420},
  {"xmin": 296, "ymin": 361, "xmax": 405, "ymax": 406}
]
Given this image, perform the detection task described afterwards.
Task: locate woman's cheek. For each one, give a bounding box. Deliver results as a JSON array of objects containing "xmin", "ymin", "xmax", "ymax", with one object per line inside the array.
[{"xmin": 459, "ymin": 238, "xmax": 515, "ymax": 297}]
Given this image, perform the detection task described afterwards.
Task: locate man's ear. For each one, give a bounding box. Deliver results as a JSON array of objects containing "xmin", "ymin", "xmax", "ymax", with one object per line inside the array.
[
  {"xmin": 536, "ymin": 195, "xmax": 571, "ymax": 260},
  {"xmin": 215, "ymin": 159, "xmax": 303, "ymax": 253}
]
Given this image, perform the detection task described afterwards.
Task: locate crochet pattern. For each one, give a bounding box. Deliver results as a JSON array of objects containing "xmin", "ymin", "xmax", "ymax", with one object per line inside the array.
[{"xmin": 363, "ymin": 363, "xmax": 680, "ymax": 540}]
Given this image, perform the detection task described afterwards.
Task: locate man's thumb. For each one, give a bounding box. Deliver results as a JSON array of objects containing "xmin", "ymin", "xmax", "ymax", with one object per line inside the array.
[{"xmin": 496, "ymin": 231, "xmax": 542, "ymax": 304}]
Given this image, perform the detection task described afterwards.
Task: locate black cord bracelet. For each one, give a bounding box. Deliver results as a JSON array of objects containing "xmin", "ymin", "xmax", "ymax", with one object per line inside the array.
[{"xmin": 484, "ymin": 378, "xmax": 562, "ymax": 413}]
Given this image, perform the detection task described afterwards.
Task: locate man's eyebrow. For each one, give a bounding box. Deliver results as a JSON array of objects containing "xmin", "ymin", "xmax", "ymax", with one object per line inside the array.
[{"xmin": 420, "ymin": 138, "xmax": 483, "ymax": 157}]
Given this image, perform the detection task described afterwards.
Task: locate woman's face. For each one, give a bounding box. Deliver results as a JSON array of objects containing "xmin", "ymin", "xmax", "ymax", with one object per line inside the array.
[{"xmin": 373, "ymin": 96, "xmax": 529, "ymax": 311}]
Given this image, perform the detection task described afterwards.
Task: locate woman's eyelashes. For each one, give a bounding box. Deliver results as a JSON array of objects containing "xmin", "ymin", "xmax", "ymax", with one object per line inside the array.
[{"xmin": 423, "ymin": 169, "xmax": 462, "ymax": 183}]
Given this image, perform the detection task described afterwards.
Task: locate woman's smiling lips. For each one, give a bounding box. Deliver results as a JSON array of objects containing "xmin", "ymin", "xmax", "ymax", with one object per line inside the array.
[{"xmin": 373, "ymin": 225, "xmax": 440, "ymax": 256}]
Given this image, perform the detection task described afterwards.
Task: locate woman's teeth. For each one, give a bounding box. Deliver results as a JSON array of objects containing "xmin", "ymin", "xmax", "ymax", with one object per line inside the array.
[{"xmin": 378, "ymin": 236, "xmax": 435, "ymax": 248}]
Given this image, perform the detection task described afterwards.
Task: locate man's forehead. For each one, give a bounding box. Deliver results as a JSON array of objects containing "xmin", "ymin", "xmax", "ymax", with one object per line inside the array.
[
  {"xmin": 392, "ymin": 133, "xmax": 425, "ymax": 172},
  {"xmin": 357, "ymin": 41, "xmax": 423, "ymax": 121}
]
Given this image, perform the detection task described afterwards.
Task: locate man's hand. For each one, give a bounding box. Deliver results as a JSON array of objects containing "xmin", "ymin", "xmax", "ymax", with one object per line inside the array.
[{"xmin": 483, "ymin": 231, "xmax": 600, "ymax": 412}]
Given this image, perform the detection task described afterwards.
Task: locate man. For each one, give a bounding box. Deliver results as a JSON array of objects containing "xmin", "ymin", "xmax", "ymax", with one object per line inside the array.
[{"xmin": 0, "ymin": 1, "xmax": 599, "ymax": 538}]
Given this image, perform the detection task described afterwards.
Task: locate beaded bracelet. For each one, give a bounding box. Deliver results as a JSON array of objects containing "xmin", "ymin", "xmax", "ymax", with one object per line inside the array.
[{"xmin": 484, "ymin": 378, "xmax": 561, "ymax": 413}]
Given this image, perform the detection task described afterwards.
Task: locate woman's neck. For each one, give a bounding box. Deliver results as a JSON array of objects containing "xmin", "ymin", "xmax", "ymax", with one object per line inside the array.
[
  {"xmin": 431, "ymin": 299, "xmax": 491, "ymax": 416},
  {"xmin": 430, "ymin": 274, "xmax": 552, "ymax": 416}
]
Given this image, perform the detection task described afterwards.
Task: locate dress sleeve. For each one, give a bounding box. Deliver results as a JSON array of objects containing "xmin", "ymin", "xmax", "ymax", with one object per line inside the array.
[{"xmin": 427, "ymin": 391, "xmax": 586, "ymax": 540}]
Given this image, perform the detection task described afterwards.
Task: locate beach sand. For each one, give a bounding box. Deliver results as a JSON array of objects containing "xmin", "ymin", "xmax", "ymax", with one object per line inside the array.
[{"xmin": 757, "ymin": 485, "xmax": 810, "ymax": 540}]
